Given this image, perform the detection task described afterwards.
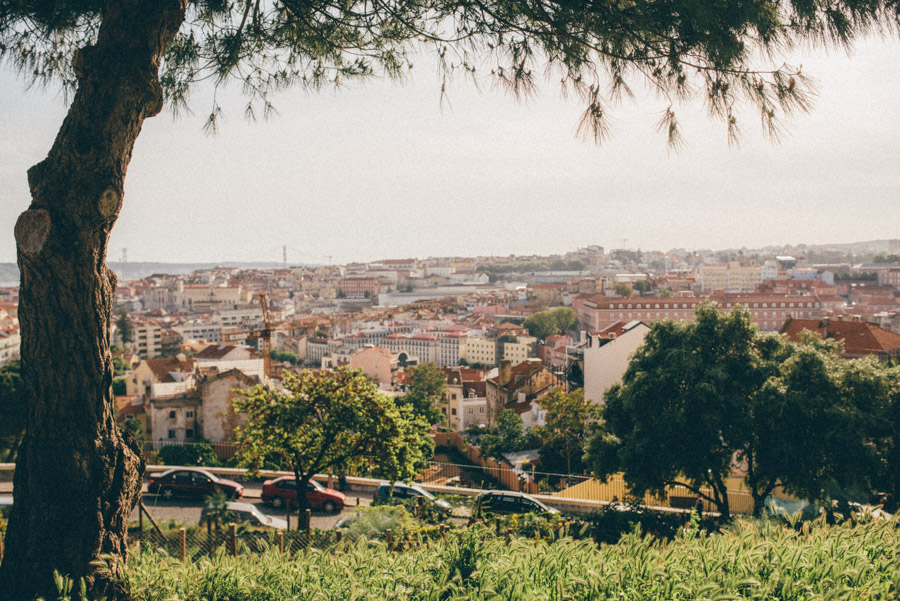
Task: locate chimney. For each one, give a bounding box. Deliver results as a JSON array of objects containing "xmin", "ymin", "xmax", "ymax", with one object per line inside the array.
[{"xmin": 499, "ymin": 360, "xmax": 512, "ymax": 386}]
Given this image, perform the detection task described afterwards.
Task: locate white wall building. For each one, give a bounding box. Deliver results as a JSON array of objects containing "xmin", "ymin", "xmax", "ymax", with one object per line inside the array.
[{"xmin": 582, "ymin": 321, "xmax": 650, "ymax": 406}]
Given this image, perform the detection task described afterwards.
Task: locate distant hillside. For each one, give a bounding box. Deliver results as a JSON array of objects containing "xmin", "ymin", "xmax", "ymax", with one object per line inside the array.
[
  {"xmin": 0, "ymin": 261, "xmax": 287, "ymax": 284},
  {"xmin": 0, "ymin": 263, "xmax": 19, "ymax": 285},
  {"xmin": 741, "ymin": 239, "xmax": 897, "ymax": 256}
]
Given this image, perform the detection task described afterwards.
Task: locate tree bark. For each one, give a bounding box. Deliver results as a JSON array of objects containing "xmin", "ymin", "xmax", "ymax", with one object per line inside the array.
[{"xmin": 0, "ymin": 2, "xmax": 185, "ymax": 600}]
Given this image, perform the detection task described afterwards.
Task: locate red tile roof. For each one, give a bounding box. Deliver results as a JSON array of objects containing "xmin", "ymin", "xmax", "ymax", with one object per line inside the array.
[
  {"xmin": 143, "ymin": 357, "xmax": 196, "ymax": 381},
  {"xmin": 780, "ymin": 318, "xmax": 900, "ymax": 358},
  {"xmin": 195, "ymin": 344, "xmax": 243, "ymax": 360}
]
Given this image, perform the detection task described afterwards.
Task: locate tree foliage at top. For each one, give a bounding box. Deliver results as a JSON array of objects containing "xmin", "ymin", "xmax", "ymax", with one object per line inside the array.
[
  {"xmin": 6, "ymin": 0, "xmax": 897, "ymax": 145},
  {"xmin": 233, "ymin": 367, "xmax": 433, "ymax": 509},
  {"xmin": 585, "ymin": 302, "xmax": 897, "ymax": 517}
]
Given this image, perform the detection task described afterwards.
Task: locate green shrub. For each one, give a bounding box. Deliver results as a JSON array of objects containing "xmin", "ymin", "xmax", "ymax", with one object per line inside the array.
[{"xmin": 157, "ymin": 440, "xmax": 220, "ymax": 467}]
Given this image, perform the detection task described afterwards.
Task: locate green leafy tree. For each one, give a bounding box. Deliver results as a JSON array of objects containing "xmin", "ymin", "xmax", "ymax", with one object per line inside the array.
[
  {"xmin": 536, "ymin": 388, "xmax": 601, "ymax": 475},
  {"xmin": 613, "ymin": 283, "xmax": 633, "ymax": 298},
  {"xmin": 550, "ymin": 307, "xmax": 577, "ymax": 334},
  {"xmin": 480, "ymin": 409, "xmax": 529, "ymax": 458},
  {"xmin": 0, "ymin": 361, "xmax": 25, "ymax": 463},
  {"xmin": 4, "ymin": 0, "xmax": 896, "ymax": 596},
  {"xmin": 115, "ymin": 310, "xmax": 133, "ymax": 345},
  {"xmin": 112, "ymin": 378, "xmax": 126, "ymax": 396},
  {"xmin": 586, "ymin": 303, "xmax": 888, "ymax": 517},
  {"xmin": 399, "ymin": 363, "xmax": 446, "ymax": 426},
  {"xmin": 112, "ymin": 356, "xmax": 131, "ymax": 376},
  {"xmin": 157, "ymin": 439, "xmax": 220, "ymax": 467},
  {"xmin": 632, "ymin": 280, "xmax": 651, "ymax": 296},
  {"xmin": 658, "ymin": 289, "xmax": 673, "ymax": 298},
  {"xmin": 523, "ymin": 311, "xmax": 560, "ymax": 341},
  {"xmin": 873, "ymin": 366, "xmax": 900, "ymax": 510},
  {"xmin": 233, "ymin": 368, "xmax": 432, "ymax": 514},
  {"xmin": 752, "ymin": 345, "xmax": 895, "ymax": 512},
  {"xmin": 270, "ymin": 349, "xmax": 302, "ymax": 365}
]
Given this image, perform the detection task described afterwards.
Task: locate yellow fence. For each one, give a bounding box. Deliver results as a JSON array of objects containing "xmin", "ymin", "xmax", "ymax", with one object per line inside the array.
[{"xmin": 554, "ymin": 475, "xmax": 756, "ymax": 514}]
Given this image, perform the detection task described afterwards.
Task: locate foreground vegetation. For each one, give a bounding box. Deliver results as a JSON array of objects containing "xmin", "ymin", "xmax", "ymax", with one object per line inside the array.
[{"xmin": 101, "ymin": 515, "xmax": 900, "ymax": 601}]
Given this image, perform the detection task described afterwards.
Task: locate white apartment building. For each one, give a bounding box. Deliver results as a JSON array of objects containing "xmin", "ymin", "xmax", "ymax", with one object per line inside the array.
[
  {"xmin": 174, "ymin": 322, "xmax": 224, "ymax": 344},
  {"xmin": 582, "ymin": 321, "xmax": 651, "ymax": 406},
  {"xmin": 499, "ymin": 335, "xmax": 537, "ymax": 366},
  {"xmin": 699, "ymin": 262, "xmax": 763, "ymax": 293},
  {"xmin": 131, "ymin": 322, "xmax": 164, "ymax": 358},
  {"xmin": 464, "ymin": 337, "xmax": 497, "ymax": 367}
]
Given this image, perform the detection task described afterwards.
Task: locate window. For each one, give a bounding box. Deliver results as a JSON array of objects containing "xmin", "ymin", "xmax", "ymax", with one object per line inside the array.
[
  {"xmin": 168, "ymin": 430, "xmax": 175, "ymax": 439},
  {"xmin": 480, "ymin": 407, "xmax": 485, "ymax": 414},
  {"xmin": 168, "ymin": 410, "xmax": 176, "ymax": 419},
  {"xmin": 467, "ymin": 408, "xmax": 474, "ymax": 415},
  {"xmin": 185, "ymin": 429, "xmax": 193, "ymax": 438},
  {"xmin": 186, "ymin": 411, "xmax": 194, "ymax": 418},
  {"xmin": 451, "ymin": 408, "xmax": 457, "ymax": 415}
]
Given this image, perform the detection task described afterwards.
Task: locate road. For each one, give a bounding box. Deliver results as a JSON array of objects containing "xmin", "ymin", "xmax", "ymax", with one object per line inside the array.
[{"xmin": 133, "ymin": 480, "xmax": 375, "ymax": 530}]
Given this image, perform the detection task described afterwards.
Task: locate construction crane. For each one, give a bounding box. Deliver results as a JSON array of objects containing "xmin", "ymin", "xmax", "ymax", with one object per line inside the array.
[{"xmin": 221, "ymin": 293, "xmax": 278, "ymax": 377}]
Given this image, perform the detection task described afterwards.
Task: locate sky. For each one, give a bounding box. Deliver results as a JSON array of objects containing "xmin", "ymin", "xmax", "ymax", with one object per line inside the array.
[{"xmin": 1, "ymin": 36, "xmax": 899, "ymax": 266}]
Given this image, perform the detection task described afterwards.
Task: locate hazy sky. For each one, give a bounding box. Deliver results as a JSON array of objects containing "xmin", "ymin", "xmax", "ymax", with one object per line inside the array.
[{"xmin": 1, "ymin": 36, "xmax": 899, "ymax": 266}]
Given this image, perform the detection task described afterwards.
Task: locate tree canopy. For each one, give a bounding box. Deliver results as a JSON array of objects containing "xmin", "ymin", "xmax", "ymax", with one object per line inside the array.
[
  {"xmin": 523, "ymin": 307, "xmax": 577, "ymax": 340},
  {"xmin": 233, "ymin": 368, "xmax": 433, "ymax": 510},
  {"xmin": 398, "ymin": 362, "xmax": 446, "ymax": 426},
  {"xmin": 115, "ymin": 309, "xmax": 133, "ymax": 345},
  {"xmin": 7, "ymin": 0, "xmax": 896, "ymax": 145},
  {"xmin": 536, "ymin": 388, "xmax": 601, "ymax": 476},
  {"xmin": 585, "ymin": 302, "xmax": 897, "ymax": 517}
]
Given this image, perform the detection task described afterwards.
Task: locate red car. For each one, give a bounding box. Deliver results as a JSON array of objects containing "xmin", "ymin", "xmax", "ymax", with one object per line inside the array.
[
  {"xmin": 261, "ymin": 476, "xmax": 346, "ymax": 513},
  {"xmin": 147, "ymin": 468, "xmax": 243, "ymax": 500}
]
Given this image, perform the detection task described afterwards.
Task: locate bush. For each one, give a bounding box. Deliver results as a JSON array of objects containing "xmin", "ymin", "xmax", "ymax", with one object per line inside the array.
[{"xmin": 157, "ymin": 440, "xmax": 220, "ymax": 467}]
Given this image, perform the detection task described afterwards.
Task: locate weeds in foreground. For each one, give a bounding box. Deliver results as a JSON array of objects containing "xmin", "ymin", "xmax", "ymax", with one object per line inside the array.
[{"xmin": 108, "ymin": 516, "xmax": 900, "ymax": 601}]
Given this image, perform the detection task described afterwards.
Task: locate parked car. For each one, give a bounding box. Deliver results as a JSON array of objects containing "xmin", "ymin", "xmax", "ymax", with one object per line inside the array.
[
  {"xmin": 147, "ymin": 468, "xmax": 243, "ymax": 500},
  {"xmin": 475, "ymin": 491, "xmax": 559, "ymax": 515},
  {"xmin": 261, "ymin": 476, "xmax": 346, "ymax": 513},
  {"xmin": 200, "ymin": 502, "xmax": 288, "ymax": 530},
  {"xmin": 372, "ymin": 482, "xmax": 452, "ymax": 513}
]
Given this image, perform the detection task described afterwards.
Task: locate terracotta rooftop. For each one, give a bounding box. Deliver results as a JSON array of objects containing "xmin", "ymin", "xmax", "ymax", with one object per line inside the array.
[
  {"xmin": 143, "ymin": 357, "xmax": 196, "ymax": 382},
  {"xmin": 195, "ymin": 344, "xmax": 245, "ymax": 360},
  {"xmin": 780, "ymin": 317, "xmax": 900, "ymax": 358}
]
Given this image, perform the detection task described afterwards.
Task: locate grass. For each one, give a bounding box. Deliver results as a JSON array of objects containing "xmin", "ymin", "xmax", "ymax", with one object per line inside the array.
[{"xmin": 113, "ymin": 515, "xmax": 899, "ymax": 601}]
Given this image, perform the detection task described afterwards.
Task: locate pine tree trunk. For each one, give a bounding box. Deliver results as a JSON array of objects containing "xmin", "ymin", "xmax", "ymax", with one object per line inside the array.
[{"xmin": 0, "ymin": 2, "xmax": 185, "ymax": 600}]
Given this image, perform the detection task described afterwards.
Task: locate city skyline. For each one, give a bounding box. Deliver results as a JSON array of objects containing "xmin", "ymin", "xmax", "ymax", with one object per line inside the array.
[{"xmin": 2, "ymin": 37, "xmax": 899, "ymax": 265}]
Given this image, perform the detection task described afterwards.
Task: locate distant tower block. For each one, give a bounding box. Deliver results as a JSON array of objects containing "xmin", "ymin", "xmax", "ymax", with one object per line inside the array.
[
  {"xmin": 121, "ymin": 247, "xmax": 127, "ymax": 279},
  {"xmin": 283, "ymin": 245, "xmax": 287, "ymax": 269}
]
